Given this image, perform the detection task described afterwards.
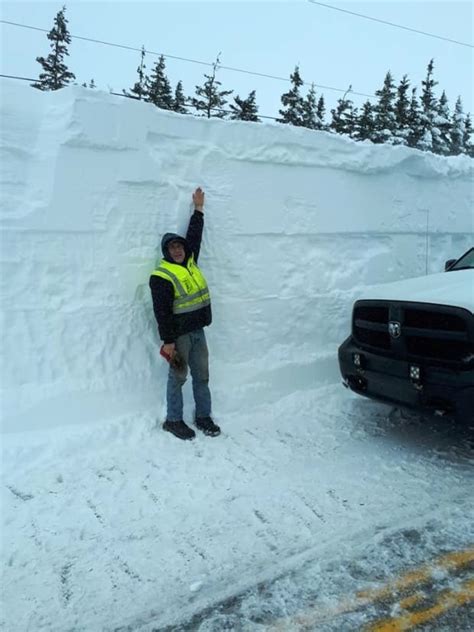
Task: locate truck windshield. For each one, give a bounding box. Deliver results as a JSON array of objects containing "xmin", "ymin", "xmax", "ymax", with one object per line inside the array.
[{"xmin": 449, "ymin": 247, "xmax": 474, "ymax": 270}]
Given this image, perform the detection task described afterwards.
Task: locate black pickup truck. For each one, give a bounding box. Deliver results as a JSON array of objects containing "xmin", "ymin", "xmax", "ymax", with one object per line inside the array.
[{"xmin": 338, "ymin": 247, "xmax": 474, "ymax": 423}]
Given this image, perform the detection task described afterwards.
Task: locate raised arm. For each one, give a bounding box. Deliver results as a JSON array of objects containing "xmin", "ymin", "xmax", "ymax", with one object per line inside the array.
[{"xmin": 185, "ymin": 187, "xmax": 205, "ymax": 262}]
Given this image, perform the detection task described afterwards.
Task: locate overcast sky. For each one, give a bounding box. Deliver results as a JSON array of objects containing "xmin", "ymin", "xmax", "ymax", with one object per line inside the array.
[{"xmin": 1, "ymin": 1, "xmax": 473, "ymax": 121}]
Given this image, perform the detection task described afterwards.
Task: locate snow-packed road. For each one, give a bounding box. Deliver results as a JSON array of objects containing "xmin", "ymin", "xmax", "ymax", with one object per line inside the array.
[
  {"xmin": 3, "ymin": 385, "xmax": 472, "ymax": 632},
  {"xmin": 174, "ymin": 504, "xmax": 474, "ymax": 632}
]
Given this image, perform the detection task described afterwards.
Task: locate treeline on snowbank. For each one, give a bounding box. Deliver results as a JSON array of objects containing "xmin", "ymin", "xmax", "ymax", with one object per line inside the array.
[{"xmin": 31, "ymin": 6, "xmax": 473, "ymax": 158}]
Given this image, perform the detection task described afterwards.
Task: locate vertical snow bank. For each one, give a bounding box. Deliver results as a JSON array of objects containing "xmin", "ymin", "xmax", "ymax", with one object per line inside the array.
[{"xmin": 1, "ymin": 80, "xmax": 472, "ymax": 431}]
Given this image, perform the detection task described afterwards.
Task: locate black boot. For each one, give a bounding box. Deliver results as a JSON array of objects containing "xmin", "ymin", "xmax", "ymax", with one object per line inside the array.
[
  {"xmin": 163, "ymin": 420, "xmax": 196, "ymax": 440},
  {"xmin": 195, "ymin": 417, "xmax": 221, "ymax": 437}
]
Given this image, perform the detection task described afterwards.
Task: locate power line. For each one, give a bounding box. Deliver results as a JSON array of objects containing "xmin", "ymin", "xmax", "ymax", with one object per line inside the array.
[
  {"xmin": 0, "ymin": 18, "xmax": 375, "ymax": 98},
  {"xmin": 307, "ymin": 1, "xmax": 474, "ymax": 49},
  {"xmin": 0, "ymin": 73, "xmax": 36, "ymax": 82}
]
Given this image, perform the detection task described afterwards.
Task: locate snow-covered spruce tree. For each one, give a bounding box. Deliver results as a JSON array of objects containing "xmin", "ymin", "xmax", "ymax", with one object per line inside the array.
[
  {"xmin": 190, "ymin": 54, "xmax": 233, "ymax": 118},
  {"xmin": 172, "ymin": 81, "xmax": 188, "ymax": 114},
  {"xmin": 316, "ymin": 95, "xmax": 327, "ymax": 130},
  {"xmin": 406, "ymin": 87, "xmax": 424, "ymax": 149},
  {"xmin": 229, "ymin": 90, "xmax": 260, "ymax": 121},
  {"xmin": 123, "ymin": 46, "xmax": 148, "ymax": 100},
  {"xmin": 354, "ymin": 100, "xmax": 376, "ymax": 141},
  {"xmin": 301, "ymin": 83, "xmax": 319, "ymax": 130},
  {"xmin": 330, "ymin": 87, "xmax": 357, "ymax": 137},
  {"xmin": 347, "ymin": 106, "xmax": 359, "ymax": 138},
  {"xmin": 373, "ymin": 71, "xmax": 397, "ymax": 144},
  {"xmin": 450, "ymin": 96, "xmax": 466, "ymax": 155},
  {"xmin": 433, "ymin": 91, "xmax": 452, "ymax": 155},
  {"xmin": 147, "ymin": 55, "xmax": 173, "ymax": 110},
  {"xmin": 393, "ymin": 75, "xmax": 411, "ymax": 145},
  {"xmin": 462, "ymin": 113, "xmax": 474, "ymax": 157},
  {"xmin": 31, "ymin": 6, "xmax": 75, "ymax": 91},
  {"xmin": 278, "ymin": 66, "xmax": 305, "ymax": 126},
  {"xmin": 418, "ymin": 59, "xmax": 439, "ymax": 152}
]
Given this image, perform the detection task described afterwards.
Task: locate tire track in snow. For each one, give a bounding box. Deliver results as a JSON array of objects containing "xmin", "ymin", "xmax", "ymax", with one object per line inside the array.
[
  {"xmin": 141, "ymin": 481, "xmax": 159, "ymax": 505},
  {"xmin": 253, "ymin": 510, "xmax": 279, "ymax": 553},
  {"xmin": 115, "ymin": 556, "xmax": 142, "ymax": 583},
  {"xmin": 295, "ymin": 493, "xmax": 327, "ymax": 524},
  {"xmin": 86, "ymin": 465, "xmax": 154, "ymax": 591},
  {"xmin": 327, "ymin": 488, "xmax": 350, "ymax": 511},
  {"xmin": 6, "ymin": 485, "xmax": 34, "ymax": 501},
  {"xmin": 86, "ymin": 499, "xmax": 105, "ymax": 526},
  {"xmin": 60, "ymin": 562, "xmax": 73, "ymax": 606}
]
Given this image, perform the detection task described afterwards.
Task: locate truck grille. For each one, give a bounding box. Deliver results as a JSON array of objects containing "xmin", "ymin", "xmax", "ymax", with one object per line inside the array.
[{"xmin": 353, "ymin": 301, "xmax": 473, "ymax": 364}]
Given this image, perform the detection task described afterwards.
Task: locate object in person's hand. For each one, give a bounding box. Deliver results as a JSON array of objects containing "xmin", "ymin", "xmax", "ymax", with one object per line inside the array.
[
  {"xmin": 160, "ymin": 345, "xmax": 185, "ymax": 371},
  {"xmin": 160, "ymin": 345, "xmax": 172, "ymax": 362}
]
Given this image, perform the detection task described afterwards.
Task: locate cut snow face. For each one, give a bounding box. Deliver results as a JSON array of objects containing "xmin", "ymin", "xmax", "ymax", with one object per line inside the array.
[
  {"xmin": 0, "ymin": 79, "xmax": 472, "ymax": 432},
  {"xmin": 1, "ymin": 81, "xmax": 473, "ymax": 632}
]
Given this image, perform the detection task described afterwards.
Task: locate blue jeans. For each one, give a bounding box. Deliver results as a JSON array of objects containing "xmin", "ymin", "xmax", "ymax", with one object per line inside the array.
[{"xmin": 166, "ymin": 329, "xmax": 212, "ymax": 421}]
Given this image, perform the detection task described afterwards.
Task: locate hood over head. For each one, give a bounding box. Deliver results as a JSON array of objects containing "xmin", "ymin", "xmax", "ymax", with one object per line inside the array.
[{"xmin": 161, "ymin": 232, "xmax": 189, "ymax": 263}]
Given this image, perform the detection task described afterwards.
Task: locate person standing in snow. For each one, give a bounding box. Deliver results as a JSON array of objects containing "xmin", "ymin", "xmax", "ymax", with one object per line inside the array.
[{"xmin": 149, "ymin": 187, "xmax": 220, "ymax": 440}]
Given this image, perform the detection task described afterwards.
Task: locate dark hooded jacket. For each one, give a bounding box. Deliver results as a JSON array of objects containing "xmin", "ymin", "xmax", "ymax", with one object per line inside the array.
[{"xmin": 149, "ymin": 211, "xmax": 212, "ymax": 343}]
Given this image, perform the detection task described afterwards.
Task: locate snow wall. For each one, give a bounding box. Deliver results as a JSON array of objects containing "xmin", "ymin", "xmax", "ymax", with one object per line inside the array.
[{"xmin": 1, "ymin": 80, "xmax": 473, "ymax": 432}]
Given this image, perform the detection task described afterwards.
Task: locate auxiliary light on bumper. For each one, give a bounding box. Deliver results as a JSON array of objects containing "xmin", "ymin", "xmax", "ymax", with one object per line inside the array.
[{"xmin": 409, "ymin": 364, "xmax": 423, "ymax": 390}]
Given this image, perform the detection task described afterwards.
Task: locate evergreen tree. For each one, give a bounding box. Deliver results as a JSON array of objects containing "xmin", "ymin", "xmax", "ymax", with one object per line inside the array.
[
  {"xmin": 347, "ymin": 106, "xmax": 359, "ymax": 138},
  {"xmin": 373, "ymin": 71, "xmax": 397, "ymax": 143},
  {"xmin": 31, "ymin": 6, "xmax": 75, "ymax": 91},
  {"xmin": 462, "ymin": 113, "xmax": 474, "ymax": 158},
  {"xmin": 330, "ymin": 87, "xmax": 356, "ymax": 136},
  {"xmin": 434, "ymin": 91, "xmax": 451, "ymax": 155},
  {"xmin": 418, "ymin": 59, "xmax": 439, "ymax": 152},
  {"xmin": 123, "ymin": 46, "xmax": 147, "ymax": 100},
  {"xmin": 450, "ymin": 97, "xmax": 466, "ymax": 155},
  {"xmin": 278, "ymin": 66, "xmax": 305, "ymax": 126},
  {"xmin": 316, "ymin": 95, "xmax": 326, "ymax": 130},
  {"xmin": 301, "ymin": 83, "xmax": 318, "ymax": 129},
  {"xmin": 407, "ymin": 87, "xmax": 424, "ymax": 149},
  {"xmin": 147, "ymin": 55, "xmax": 173, "ymax": 110},
  {"xmin": 354, "ymin": 100, "xmax": 376, "ymax": 141},
  {"xmin": 172, "ymin": 81, "xmax": 188, "ymax": 114},
  {"xmin": 229, "ymin": 90, "xmax": 260, "ymax": 121},
  {"xmin": 420, "ymin": 59, "xmax": 438, "ymax": 116},
  {"xmin": 190, "ymin": 53, "xmax": 233, "ymax": 118},
  {"xmin": 393, "ymin": 75, "xmax": 411, "ymax": 145}
]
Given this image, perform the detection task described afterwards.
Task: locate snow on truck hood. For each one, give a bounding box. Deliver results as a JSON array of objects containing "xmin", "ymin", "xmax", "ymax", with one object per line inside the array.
[{"xmin": 358, "ymin": 269, "xmax": 474, "ymax": 314}]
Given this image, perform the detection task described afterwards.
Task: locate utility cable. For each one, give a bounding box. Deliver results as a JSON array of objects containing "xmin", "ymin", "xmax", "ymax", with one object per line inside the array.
[
  {"xmin": 307, "ymin": 1, "xmax": 474, "ymax": 48},
  {"xmin": 0, "ymin": 19, "xmax": 375, "ymax": 98}
]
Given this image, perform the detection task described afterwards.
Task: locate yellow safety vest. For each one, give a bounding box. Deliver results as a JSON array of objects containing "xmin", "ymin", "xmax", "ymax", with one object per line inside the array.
[{"xmin": 151, "ymin": 255, "xmax": 210, "ymax": 315}]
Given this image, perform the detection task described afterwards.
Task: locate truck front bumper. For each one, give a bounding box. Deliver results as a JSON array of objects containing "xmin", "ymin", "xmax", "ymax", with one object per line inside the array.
[{"xmin": 338, "ymin": 336, "xmax": 474, "ymax": 423}]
